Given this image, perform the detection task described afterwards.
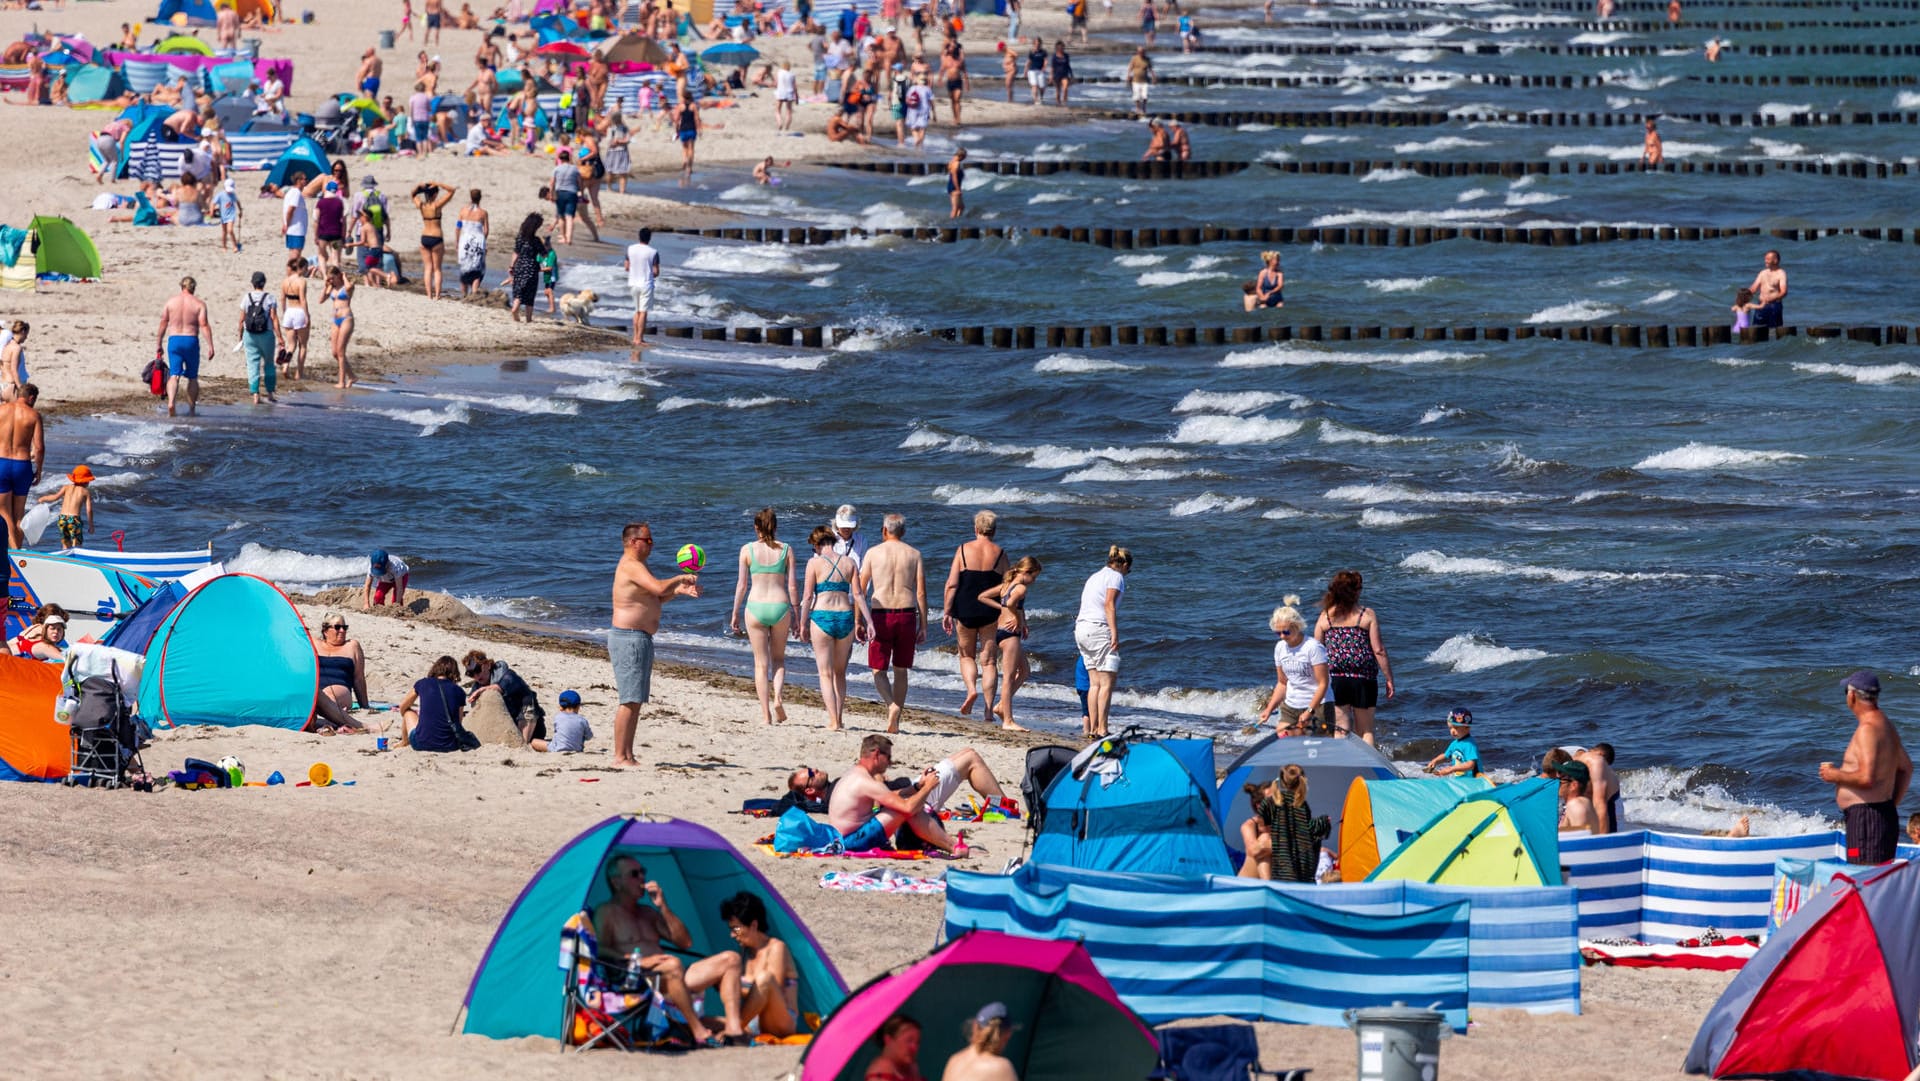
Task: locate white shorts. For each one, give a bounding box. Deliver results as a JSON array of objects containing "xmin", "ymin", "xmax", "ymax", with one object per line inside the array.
[
  {"xmin": 925, "ymin": 758, "xmax": 963, "ymax": 812},
  {"xmin": 281, "ymin": 307, "xmax": 308, "ymax": 331},
  {"xmin": 1131, "ymin": 81, "xmax": 1150, "ymax": 103},
  {"xmin": 630, "ymin": 283, "xmax": 655, "ymax": 312},
  {"xmin": 1028, "ymin": 70, "xmax": 1046, "ymax": 90},
  {"xmin": 1075, "ymin": 619, "xmax": 1120, "ymax": 674}
]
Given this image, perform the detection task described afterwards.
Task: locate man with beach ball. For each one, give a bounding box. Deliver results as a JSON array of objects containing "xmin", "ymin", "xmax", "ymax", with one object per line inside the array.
[{"xmin": 608, "ymin": 523, "xmax": 702, "ymax": 768}]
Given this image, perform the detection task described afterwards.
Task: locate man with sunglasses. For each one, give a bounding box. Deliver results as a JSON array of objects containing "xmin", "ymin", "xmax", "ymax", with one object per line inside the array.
[
  {"xmin": 819, "ymin": 736, "xmax": 1012, "ymax": 855},
  {"xmin": 591, "ymin": 855, "xmax": 750, "ymax": 1047}
]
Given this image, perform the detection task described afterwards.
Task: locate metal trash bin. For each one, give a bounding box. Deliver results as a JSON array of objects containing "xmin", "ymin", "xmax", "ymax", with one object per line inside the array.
[
  {"xmin": 378, "ymin": 29, "xmax": 396, "ymax": 48},
  {"xmin": 1345, "ymin": 1003, "xmax": 1447, "ymax": 1081}
]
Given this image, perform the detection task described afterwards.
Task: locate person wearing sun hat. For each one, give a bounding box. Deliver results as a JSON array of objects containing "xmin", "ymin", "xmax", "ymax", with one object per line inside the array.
[
  {"xmin": 36, "ymin": 465, "xmax": 95, "ymax": 551},
  {"xmin": 1425, "ymin": 708, "xmax": 1481, "ymax": 778},
  {"xmin": 831, "ymin": 503, "xmax": 865, "ymax": 566}
]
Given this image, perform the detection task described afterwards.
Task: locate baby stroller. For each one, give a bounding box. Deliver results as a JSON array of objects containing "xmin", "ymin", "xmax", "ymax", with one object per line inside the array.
[{"xmin": 60, "ymin": 644, "xmax": 149, "ymax": 790}]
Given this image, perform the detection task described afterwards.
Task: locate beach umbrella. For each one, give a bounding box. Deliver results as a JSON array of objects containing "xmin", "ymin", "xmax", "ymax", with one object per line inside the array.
[
  {"xmin": 133, "ymin": 125, "xmax": 165, "ymax": 184},
  {"xmin": 600, "ymin": 31, "xmax": 670, "ymax": 66},
  {"xmin": 700, "ymin": 42, "xmax": 759, "ymax": 67},
  {"xmin": 535, "ymin": 40, "xmax": 591, "ymax": 58}
]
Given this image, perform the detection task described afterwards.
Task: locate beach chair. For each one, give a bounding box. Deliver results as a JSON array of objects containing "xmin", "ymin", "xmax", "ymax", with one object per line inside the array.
[
  {"xmin": 1020, "ymin": 744, "xmax": 1077, "ymax": 835},
  {"xmin": 1150, "ymin": 1023, "xmax": 1310, "ymax": 1081},
  {"xmin": 557, "ymin": 913, "xmax": 691, "ymax": 1052}
]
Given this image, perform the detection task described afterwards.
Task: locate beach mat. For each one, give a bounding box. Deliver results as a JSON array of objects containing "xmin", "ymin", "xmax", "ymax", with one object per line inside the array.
[{"xmin": 1579, "ymin": 936, "xmax": 1757, "ymax": 971}]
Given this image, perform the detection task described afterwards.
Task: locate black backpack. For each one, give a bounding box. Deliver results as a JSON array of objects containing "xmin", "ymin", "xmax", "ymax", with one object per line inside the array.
[{"xmin": 243, "ymin": 293, "xmax": 271, "ymax": 335}]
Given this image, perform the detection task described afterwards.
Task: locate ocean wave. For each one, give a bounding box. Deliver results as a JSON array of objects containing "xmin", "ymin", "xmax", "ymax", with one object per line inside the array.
[
  {"xmin": 1026, "ymin": 444, "xmax": 1191, "ymax": 469},
  {"xmin": 1221, "ymin": 344, "xmax": 1480, "ymax": 368},
  {"xmin": 1173, "ymin": 390, "xmax": 1309, "ymax": 415},
  {"xmin": 1308, "ymin": 207, "xmax": 1510, "ymax": 229},
  {"xmin": 681, "ymin": 243, "xmax": 839, "ymax": 277},
  {"xmin": 1633, "ymin": 442, "xmax": 1807, "ymax": 471},
  {"xmin": 1420, "ymin": 406, "xmax": 1464, "ymax": 424},
  {"xmin": 1504, "ymin": 190, "xmax": 1564, "ymax": 206},
  {"xmin": 1792, "ymin": 362, "xmax": 1920, "ymax": 384},
  {"xmin": 569, "ymin": 463, "xmax": 603, "ymax": 476},
  {"xmin": 1400, "ymin": 549, "xmax": 1686, "ymax": 583},
  {"xmin": 1318, "ymin": 422, "xmax": 1424, "ymax": 445},
  {"xmin": 1169, "ymin": 414, "xmax": 1304, "ymax": 445},
  {"xmin": 930, "ymin": 484, "xmax": 1082, "ymax": 505},
  {"xmin": 720, "ymin": 353, "xmax": 828, "ymax": 371},
  {"xmin": 1357, "ymin": 168, "xmax": 1423, "ymax": 183},
  {"xmin": 1640, "ymin": 289, "xmax": 1680, "ymax": 306},
  {"xmin": 89, "ymin": 420, "xmax": 186, "ymax": 468},
  {"xmin": 1569, "ymin": 31, "xmax": 1633, "ymax": 44},
  {"xmin": 1113, "ymin": 685, "xmax": 1262, "ymax": 719},
  {"xmin": 456, "ymin": 594, "xmax": 563, "ymax": 621},
  {"xmin": 431, "ymin": 392, "xmax": 581, "ymax": 416},
  {"xmin": 227, "ymin": 543, "xmax": 367, "ymax": 587},
  {"xmin": 1492, "ymin": 442, "xmax": 1551, "ymax": 476},
  {"xmin": 1748, "ymin": 137, "xmax": 1806, "ymax": 159},
  {"xmin": 1366, "ymin": 276, "xmax": 1439, "ymax": 294},
  {"xmin": 1620, "ymin": 765, "xmax": 1834, "ymax": 836},
  {"xmin": 555, "ymin": 378, "xmax": 646, "ymax": 402},
  {"xmin": 540, "ymin": 357, "xmax": 662, "ymax": 386},
  {"xmin": 1757, "ymin": 102, "xmax": 1810, "ymax": 120},
  {"xmin": 1359, "ymin": 508, "xmax": 1432, "ymax": 527},
  {"xmin": 1391, "ymin": 135, "xmax": 1489, "ymax": 154},
  {"xmin": 1325, "ymin": 483, "xmax": 1523, "ymax": 505},
  {"xmin": 1113, "ymin": 254, "xmax": 1166, "ymax": 267},
  {"xmin": 1033, "ymin": 355, "xmax": 1141, "ymax": 374},
  {"xmin": 1026, "ymin": 192, "xmax": 1079, "ymax": 205},
  {"xmin": 1137, "ymin": 270, "xmax": 1234, "ymax": 288},
  {"xmin": 1425, "ymin": 632, "xmax": 1554, "ymax": 673},
  {"xmin": 1526, "ymin": 300, "xmax": 1615, "ymax": 324},
  {"xmin": 1170, "ymin": 492, "xmax": 1257, "ymax": 516},
  {"xmin": 1547, "ymin": 140, "xmax": 1722, "ymax": 160},
  {"xmin": 1712, "ymin": 357, "xmax": 1762, "ymax": 369},
  {"xmin": 656, "ymin": 395, "xmax": 789, "ymax": 413},
  {"xmin": 1299, "ymin": 134, "xmax": 1359, "ymax": 145},
  {"xmin": 1062, "ymin": 463, "xmax": 1200, "ymax": 484},
  {"xmin": 357, "ymin": 402, "xmax": 473, "ymax": 437}
]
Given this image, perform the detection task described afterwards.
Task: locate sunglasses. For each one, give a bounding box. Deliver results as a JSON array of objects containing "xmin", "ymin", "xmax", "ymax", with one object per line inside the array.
[{"xmin": 325, "ymin": 624, "xmax": 348, "ymax": 631}]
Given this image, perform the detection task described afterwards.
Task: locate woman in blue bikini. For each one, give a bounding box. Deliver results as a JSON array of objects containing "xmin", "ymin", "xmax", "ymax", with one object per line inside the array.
[
  {"xmin": 731, "ymin": 507, "xmax": 800, "ymax": 725},
  {"xmin": 801, "ymin": 524, "xmax": 873, "ymax": 731}
]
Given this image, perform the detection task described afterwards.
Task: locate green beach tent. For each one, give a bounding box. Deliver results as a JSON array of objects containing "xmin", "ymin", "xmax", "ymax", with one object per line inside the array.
[
  {"xmin": 29, "ymin": 217, "xmax": 102, "ymax": 279},
  {"xmin": 1367, "ymin": 777, "xmax": 1563, "ymax": 887},
  {"xmin": 155, "ymin": 34, "xmax": 215, "ymax": 55}
]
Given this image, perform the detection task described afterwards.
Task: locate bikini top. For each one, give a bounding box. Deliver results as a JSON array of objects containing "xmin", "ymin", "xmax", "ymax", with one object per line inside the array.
[
  {"xmin": 816, "ymin": 553, "xmax": 850, "ymax": 593},
  {"xmin": 334, "ymin": 289, "xmax": 351, "ymax": 300},
  {"xmin": 750, "ymin": 542, "xmax": 789, "ymax": 575}
]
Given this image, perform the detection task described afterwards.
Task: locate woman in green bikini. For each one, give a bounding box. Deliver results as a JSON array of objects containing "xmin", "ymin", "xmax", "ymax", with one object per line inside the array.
[{"xmin": 731, "ymin": 507, "xmax": 800, "ymax": 725}]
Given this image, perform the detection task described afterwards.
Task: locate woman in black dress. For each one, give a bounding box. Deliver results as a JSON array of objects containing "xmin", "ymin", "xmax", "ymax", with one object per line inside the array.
[{"xmin": 508, "ymin": 211, "xmax": 547, "ymax": 323}]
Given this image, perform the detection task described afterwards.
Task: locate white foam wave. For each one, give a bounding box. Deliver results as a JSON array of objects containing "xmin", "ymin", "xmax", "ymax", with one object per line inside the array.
[
  {"xmin": 1318, "ymin": 422, "xmax": 1423, "ymax": 445},
  {"xmin": 1062, "ymin": 463, "xmax": 1199, "ymax": 484},
  {"xmin": 89, "ymin": 421, "xmax": 185, "ymax": 468},
  {"xmin": 930, "ymin": 484, "xmax": 1081, "ymax": 505},
  {"xmin": 431, "ymin": 392, "xmax": 580, "ymax": 416},
  {"xmin": 1358, "ymin": 168, "xmax": 1423, "ymax": 183},
  {"xmin": 1504, "ymin": 190, "xmax": 1564, "ymax": 206},
  {"xmin": 1299, "ymin": 134, "xmax": 1359, "ymax": 145},
  {"xmin": 1113, "ymin": 685, "xmax": 1261, "ymax": 719},
  {"xmin": 1392, "ymin": 135, "xmax": 1489, "ymax": 154},
  {"xmin": 1527, "ymin": 300, "xmax": 1615, "ymax": 324},
  {"xmin": 1712, "ymin": 357, "xmax": 1762, "ymax": 369},
  {"xmin": 1221, "ymin": 344, "xmax": 1479, "ymax": 368},
  {"xmin": 681, "ymin": 244, "xmax": 839, "ymax": 277},
  {"xmin": 1325, "ymin": 483, "xmax": 1522, "ymax": 506},
  {"xmin": 1569, "ymin": 31, "xmax": 1632, "ymax": 44},
  {"xmin": 1168, "ymin": 415, "xmax": 1304, "ymax": 445},
  {"xmin": 569, "ymin": 463, "xmax": 603, "ymax": 476},
  {"xmin": 1420, "ymin": 406, "xmax": 1464, "ymax": 424},
  {"xmin": 1640, "ymin": 290, "xmax": 1680, "ymax": 306},
  {"xmin": 1792, "ymin": 362, "xmax": 1920, "ymax": 385},
  {"xmin": 1400, "ymin": 549, "xmax": 1685, "ymax": 583},
  {"xmin": 1033, "ymin": 355, "xmax": 1140, "ymax": 374},
  {"xmin": 1748, "ymin": 137, "xmax": 1806, "ymax": 159},
  {"xmin": 555, "ymin": 378, "xmax": 646, "ymax": 402},
  {"xmin": 1170, "ymin": 493, "xmax": 1257, "ymax": 517},
  {"xmin": 358, "ymin": 402, "xmax": 473, "ymax": 436},
  {"xmin": 1547, "ymin": 140, "xmax": 1722, "ymax": 160},
  {"xmin": 1359, "ymin": 508, "xmax": 1432, "ymax": 527},
  {"xmin": 1366, "ymin": 276, "xmax": 1439, "ymax": 294},
  {"xmin": 1137, "ymin": 270, "xmax": 1233, "ymax": 288},
  {"xmin": 1308, "ymin": 207, "xmax": 1511, "ymax": 228},
  {"xmin": 716, "ymin": 353, "xmax": 828, "ymax": 371},
  {"xmin": 1173, "ymin": 390, "xmax": 1308, "ymax": 415},
  {"xmin": 227, "ymin": 543, "xmax": 367, "ymax": 587},
  {"xmin": 1621, "ymin": 766, "xmax": 1834, "ymax": 836},
  {"xmin": 656, "ymin": 395, "xmax": 789, "ymax": 413},
  {"xmin": 1425, "ymin": 632, "xmax": 1554, "ymax": 672},
  {"xmin": 1113, "ymin": 254, "xmax": 1167, "ymax": 267},
  {"xmin": 1634, "ymin": 442, "xmax": 1806, "ymax": 471}
]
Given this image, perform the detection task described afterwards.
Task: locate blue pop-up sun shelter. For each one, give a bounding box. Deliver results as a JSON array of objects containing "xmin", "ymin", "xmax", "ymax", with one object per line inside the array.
[
  {"xmin": 1030, "ymin": 738, "xmax": 1232, "ymax": 877},
  {"xmin": 460, "ymin": 815, "xmax": 848, "ymax": 1040},
  {"xmin": 264, "ymin": 136, "xmax": 330, "ymax": 189},
  {"xmin": 136, "ymin": 573, "xmax": 317, "ymax": 729}
]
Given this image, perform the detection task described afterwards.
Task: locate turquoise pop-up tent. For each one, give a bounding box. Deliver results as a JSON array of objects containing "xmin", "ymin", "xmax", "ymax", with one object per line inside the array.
[
  {"xmin": 1031, "ymin": 738, "xmax": 1232, "ymax": 878},
  {"xmin": 460, "ymin": 815, "xmax": 847, "ymax": 1040},
  {"xmin": 265, "ymin": 136, "xmax": 330, "ymax": 189},
  {"xmin": 136, "ymin": 573, "xmax": 317, "ymax": 729}
]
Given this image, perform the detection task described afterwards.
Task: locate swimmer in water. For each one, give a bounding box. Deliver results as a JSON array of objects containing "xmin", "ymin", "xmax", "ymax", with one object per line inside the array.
[
  {"xmin": 1253, "ymin": 251, "xmax": 1284, "ymax": 309},
  {"xmin": 946, "ymin": 148, "xmax": 966, "ymax": 219},
  {"xmin": 1705, "ymin": 37, "xmax": 1721, "ymax": 62},
  {"xmin": 1642, "ymin": 117, "xmax": 1663, "ymax": 167},
  {"xmin": 752, "ymin": 156, "xmax": 791, "ymax": 185}
]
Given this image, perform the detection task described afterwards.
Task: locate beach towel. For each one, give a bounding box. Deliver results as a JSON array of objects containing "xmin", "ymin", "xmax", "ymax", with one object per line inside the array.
[
  {"xmin": 1579, "ymin": 931, "xmax": 1758, "ymax": 971},
  {"xmin": 758, "ymin": 843, "xmax": 929, "ymax": 861},
  {"xmin": 820, "ymin": 868, "xmax": 946, "ymax": 894}
]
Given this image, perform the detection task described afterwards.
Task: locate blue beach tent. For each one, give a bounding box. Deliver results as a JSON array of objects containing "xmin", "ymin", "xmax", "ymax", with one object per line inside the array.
[
  {"xmin": 67, "ymin": 64, "xmax": 130, "ymax": 104},
  {"xmin": 100, "ymin": 579, "xmax": 186, "ymax": 655},
  {"xmin": 1031, "ymin": 738, "xmax": 1232, "ymax": 877},
  {"xmin": 136, "ymin": 573, "xmax": 318, "ymax": 730},
  {"xmin": 1218, "ymin": 734, "xmax": 1400, "ymax": 857},
  {"xmin": 154, "ymin": 0, "xmax": 219, "ymax": 24},
  {"xmin": 460, "ymin": 815, "xmax": 848, "ymax": 1040},
  {"xmin": 264, "ymin": 136, "xmax": 330, "ymax": 189}
]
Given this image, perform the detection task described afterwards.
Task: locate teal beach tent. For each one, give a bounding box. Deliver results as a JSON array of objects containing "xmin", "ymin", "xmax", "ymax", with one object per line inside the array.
[
  {"xmin": 264, "ymin": 136, "xmax": 331, "ymax": 189},
  {"xmin": 1030, "ymin": 738, "xmax": 1233, "ymax": 877},
  {"xmin": 459, "ymin": 815, "xmax": 847, "ymax": 1040},
  {"xmin": 136, "ymin": 573, "xmax": 318, "ymax": 729}
]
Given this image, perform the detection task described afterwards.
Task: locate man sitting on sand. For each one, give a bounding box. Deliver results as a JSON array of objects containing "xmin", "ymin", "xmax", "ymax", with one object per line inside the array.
[
  {"xmin": 720, "ymin": 891, "xmax": 801, "ymax": 1038},
  {"xmin": 592, "ymin": 855, "xmax": 751, "ymax": 1047},
  {"xmin": 822, "ymin": 736, "xmax": 1006, "ymax": 855}
]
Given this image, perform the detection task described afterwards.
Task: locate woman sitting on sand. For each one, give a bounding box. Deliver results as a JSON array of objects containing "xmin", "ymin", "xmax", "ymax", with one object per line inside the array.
[
  {"xmin": 720, "ymin": 891, "xmax": 801, "ymax": 1038},
  {"xmin": 865, "ymin": 1016, "xmax": 924, "ymax": 1081},
  {"xmin": 312, "ymin": 613, "xmax": 371, "ymax": 713},
  {"xmin": 1237, "ymin": 765, "xmax": 1329, "ymax": 882},
  {"xmin": 14, "ymin": 604, "xmax": 69, "ymax": 661},
  {"xmin": 398, "ymin": 655, "xmax": 471, "ymax": 751}
]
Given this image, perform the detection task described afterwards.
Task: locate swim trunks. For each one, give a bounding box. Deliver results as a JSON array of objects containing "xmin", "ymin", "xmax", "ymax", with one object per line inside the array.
[
  {"xmin": 166, "ymin": 334, "xmax": 201, "ymax": 380},
  {"xmin": 0, "ymin": 457, "xmax": 31, "ymax": 497},
  {"xmin": 1755, "ymin": 299, "xmax": 1783, "ymax": 328},
  {"xmin": 285, "ymin": 233, "xmax": 306, "ymax": 251},
  {"xmin": 1845, "ymin": 798, "xmax": 1898, "ymax": 864},
  {"xmin": 361, "ymin": 77, "xmax": 381, "ymax": 96},
  {"xmin": 608, "ymin": 626, "xmax": 655, "ymax": 705},
  {"xmin": 426, "ymin": 11, "xmax": 441, "ymax": 26},
  {"xmin": 631, "ymin": 282, "xmax": 654, "ymax": 312},
  {"xmin": 1074, "ymin": 618, "xmax": 1119, "ymax": 674},
  {"xmin": 840, "ymin": 814, "xmax": 892, "ymax": 851},
  {"xmin": 56, "ymin": 514, "xmax": 84, "ymax": 548},
  {"xmin": 868, "ymin": 608, "xmax": 917, "ymax": 670}
]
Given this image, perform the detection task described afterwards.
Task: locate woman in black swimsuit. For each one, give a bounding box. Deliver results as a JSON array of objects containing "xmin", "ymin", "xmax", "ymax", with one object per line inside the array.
[
  {"xmin": 942, "ymin": 509, "xmax": 1008, "ymax": 718},
  {"xmin": 977, "ymin": 556, "xmax": 1040, "ymax": 731},
  {"xmin": 1050, "ymin": 40, "xmax": 1073, "ymax": 106},
  {"xmin": 413, "ymin": 181, "xmax": 455, "ymax": 300}
]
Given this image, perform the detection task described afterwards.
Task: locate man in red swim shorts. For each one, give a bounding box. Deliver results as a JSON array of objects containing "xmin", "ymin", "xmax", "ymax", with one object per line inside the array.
[{"xmin": 858, "ymin": 513, "xmax": 925, "ymax": 735}]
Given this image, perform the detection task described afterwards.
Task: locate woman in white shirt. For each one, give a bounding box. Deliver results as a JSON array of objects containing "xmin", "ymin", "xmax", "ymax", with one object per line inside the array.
[
  {"xmin": 774, "ymin": 61, "xmax": 798, "ymax": 130},
  {"xmin": 1072, "ymin": 545, "xmax": 1131, "ymax": 738},
  {"xmin": 1257, "ymin": 594, "xmax": 1330, "ymax": 735}
]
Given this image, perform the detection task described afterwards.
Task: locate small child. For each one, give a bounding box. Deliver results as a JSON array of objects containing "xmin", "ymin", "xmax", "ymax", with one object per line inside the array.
[
  {"xmin": 539, "ymin": 243, "xmax": 559, "ymax": 314},
  {"xmin": 38, "ymin": 466, "xmax": 95, "ymax": 550},
  {"xmin": 212, "ymin": 177, "xmax": 242, "ymax": 252},
  {"xmin": 1425, "ymin": 709, "xmax": 1481, "ymax": 777},
  {"xmin": 1074, "ymin": 656, "xmax": 1091, "ymax": 736},
  {"xmin": 1907, "ymin": 812, "xmax": 1920, "ymax": 847},
  {"xmin": 545, "ymin": 689, "xmax": 593, "ymax": 753},
  {"xmin": 1731, "ymin": 286, "xmax": 1760, "ymax": 332}
]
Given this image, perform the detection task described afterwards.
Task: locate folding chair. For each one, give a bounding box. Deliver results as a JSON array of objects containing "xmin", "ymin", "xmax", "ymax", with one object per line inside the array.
[
  {"xmin": 1150, "ymin": 1023, "xmax": 1310, "ymax": 1081},
  {"xmin": 557, "ymin": 912, "xmax": 670, "ymax": 1052}
]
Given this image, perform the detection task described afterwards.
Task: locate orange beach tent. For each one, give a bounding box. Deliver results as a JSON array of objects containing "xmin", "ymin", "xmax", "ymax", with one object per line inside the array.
[{"xmin": 0, "ymin": 653, "xmax": 67, "ymax": 781}]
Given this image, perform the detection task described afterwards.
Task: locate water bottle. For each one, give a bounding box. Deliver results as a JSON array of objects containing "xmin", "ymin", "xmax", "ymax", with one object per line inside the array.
[
  {"xmin": 55, "ymin": 695, "xmax": 76, "ymax": 725},
  {"xmin": 623, "ymin": 947, "xmax": 643, "ymax": 991}
]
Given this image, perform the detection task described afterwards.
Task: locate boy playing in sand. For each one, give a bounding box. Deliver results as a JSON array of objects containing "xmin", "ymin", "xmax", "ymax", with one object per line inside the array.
[
  {"xmin": 544, "ymin": 689, "xmax": 593, "ymax": 753},
  {"xmin": 37, "ymin": 465, "xmax": 94, "ymax": 551},
  {"xmin": 1426, "ymin": 709, "xmax": 1481, "ymax": 777}
]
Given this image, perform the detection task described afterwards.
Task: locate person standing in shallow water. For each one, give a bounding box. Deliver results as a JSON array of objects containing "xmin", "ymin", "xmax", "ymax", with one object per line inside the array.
[
  {"xmin": 946, "ymin": 148, "xmax": 967, "ymax": 219},
  {"xmin": 1312, "ymin": 569, "xmax": 1394, "ymax": 746}
]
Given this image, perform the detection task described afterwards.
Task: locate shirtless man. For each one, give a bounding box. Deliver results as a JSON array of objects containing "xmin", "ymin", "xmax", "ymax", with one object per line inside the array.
[
  {"xmin": 720, "ymin": 892, "xmax": 800, "ymax": 1038},
  {"xmin": 790, "ymin": 745, "xmax": 1008, "ymax": 818},
  {"xmin": 155, "ymin": 277, "xmax": 212, "ymax": 417},
  {"xmin": 469, "ymin": 61, "xmax": 497, "ymax": 117},
  {"xmin": 858, "ymin": 513, "xmax": 926, "ymax": 732},
  {"xmin": 1576, "ymin": 742, "xmax": 1621, "ymax": 834},
  {"xmin": 590, "ymin": 855, "xmax": 747, "ymax": 1046},
  {"xmin": 1821, "ymin": 671, "xmax": 1912, "ymax": 864},
  {"xmin": 1556, "ymin": 760, "xmax": 1597, "ymax": 833},
  {"xmin": 1641, "ymin": 117, "xmax": 1663, "ymax": 167},
  {"xmin": 357, "ymin": 48, "xmax": 384, "ymax": 99},
  {"xmin": 0, "ymin": 384, "xmax": 44, "ymax": 548},
  {"xmin": 1747, "ymin": 249, "xmax": 1787, "ymax": 328},
  {"xmin": 424, "ymin": 0, "xmax": 446, "ymax": 44},
  {"xmin": 609, "ymin": 522, "xmax": 700, "ymax": 767},
  {"xmin": 1141, "ymin": 118, "xmax": 1170, "ymax": 162},
  {"xmin": 1167, "ymin": 118, "xmax": 1190, "ymax": 162},
  {"xmin": 827, "ymin": 734, "xmax": 966, "ymax": 854}
]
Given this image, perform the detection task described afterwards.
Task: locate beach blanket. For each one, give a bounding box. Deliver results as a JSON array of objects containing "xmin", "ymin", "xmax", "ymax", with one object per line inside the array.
[
  {"xmin": 1579, "ymin": 931, "xmax": 1758, "ymax": 971},
  {"xmin": 820, "ymin": 868, "xmax": 946, "ymax": 894},
  {"xmin": 758, "ymin": 843, "xmax": 928, "ymax": 861}
]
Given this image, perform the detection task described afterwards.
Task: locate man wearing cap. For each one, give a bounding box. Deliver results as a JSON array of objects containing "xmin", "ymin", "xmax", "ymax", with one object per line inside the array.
[
  {"xmin": 1576, "ymin": 742, "xmax": 1620, "ymax": 834},
  {"xmin": 362, "ymin": 549, "xmax": 411, "ymax": 611},
  {"xmin": 1821, "ymin": 671, "xmax": 1912, "ymax": 864},
  {"xmin": 831, "ymin": 504, "xmax": 865, "ymax": 566},
  {"xmin": 1556, "ymin": 759, "xmax": 1597, "ymax": 833},
  {"xmin": 943, "ymin": 1001, "xmax": 1017, "ymax": 1081},
  {"xmin": 1426, "ymin": 709, "xmax": 1479, "ymax": 777}
]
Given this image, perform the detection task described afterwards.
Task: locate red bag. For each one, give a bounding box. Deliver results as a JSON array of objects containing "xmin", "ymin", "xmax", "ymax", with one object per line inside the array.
[{"xmin": 142, "ymin": 355, "xmax": 166, "ymax": 396}]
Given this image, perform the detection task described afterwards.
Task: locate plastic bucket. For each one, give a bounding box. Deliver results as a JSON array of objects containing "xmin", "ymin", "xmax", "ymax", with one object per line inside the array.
[
  {"xmin": 308, "ymin": 761, "xmax": 333, "ymax": 787},
  {"xmin": 1345, "ymin": 1004, "xmax": 1446, "ymax": 1081}
]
